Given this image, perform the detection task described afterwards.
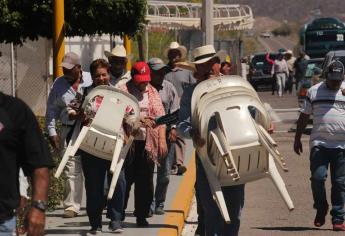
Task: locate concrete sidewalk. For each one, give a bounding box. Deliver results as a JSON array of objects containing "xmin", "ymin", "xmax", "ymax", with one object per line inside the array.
[{"xmin": 45, "ymin": 140, "xmax": 195, "ymax": 236}]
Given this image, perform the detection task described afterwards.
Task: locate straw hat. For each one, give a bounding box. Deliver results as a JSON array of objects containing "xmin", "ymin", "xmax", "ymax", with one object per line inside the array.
[
  {"xmin": 164, "ymin": 42, "xmax": 187, "ymax": 59},
  {"xmin": 104, "ymin": 45, "xmax": 127, "ymax": 58},
  {"xmin": 176, "ymin": 45, "xmax": 227, "ymax": 71}
]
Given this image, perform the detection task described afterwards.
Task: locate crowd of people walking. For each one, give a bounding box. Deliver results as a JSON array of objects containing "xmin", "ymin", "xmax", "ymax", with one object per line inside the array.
[{"xmin": 2, "ymin": 39, "xmax": 345, "ymax": 236}]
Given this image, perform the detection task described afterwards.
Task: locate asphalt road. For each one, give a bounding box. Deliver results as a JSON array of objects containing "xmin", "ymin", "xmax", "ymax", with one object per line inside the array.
[
  {"xmin": 258, "ymin": 36, "xmax": 296, "ymax": 53},
  {"xmin": 183, "ymin": 91, "xmax": 337, "ymax": 236}
]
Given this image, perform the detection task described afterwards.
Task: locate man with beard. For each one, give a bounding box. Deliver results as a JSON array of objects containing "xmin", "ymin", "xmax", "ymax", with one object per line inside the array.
[{"xmin": 164, "ymin": 42, "xmax": 195, "ymax": 175}]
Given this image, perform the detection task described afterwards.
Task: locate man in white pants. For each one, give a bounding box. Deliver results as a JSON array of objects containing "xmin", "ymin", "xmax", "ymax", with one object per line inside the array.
[
  {"xmin": 46, "ymin": 52, "xmax": 92, "ymax": 218},
  {"xmin": 271, "ymin": 53, "xmax": 289, "ymax": 97}
]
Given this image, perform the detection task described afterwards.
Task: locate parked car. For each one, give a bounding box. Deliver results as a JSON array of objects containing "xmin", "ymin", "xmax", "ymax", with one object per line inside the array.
[
  {"xmin": 248, "ymin": 53, "xmax": 278, "ymax": 91},
  {"xmin": 321, "ymin": 50, "xmax": 345, "ymax": 77},
  {"xmin": 297, "ymin": 58, "xmax": 324, "ymax": 108},
  {"xmin": 260, "ymin": 32, "xmax": 273, "ymax": 38}
]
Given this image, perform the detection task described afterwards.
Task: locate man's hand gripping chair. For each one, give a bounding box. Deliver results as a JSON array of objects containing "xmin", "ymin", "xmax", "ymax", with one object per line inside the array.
[
  {"xmin": 191, "ymin": 76, "xmax": 294, "ymax": 223},
  {"xmin": 54, "ymin": 86, "xmax": 140, "ymax": 199}
]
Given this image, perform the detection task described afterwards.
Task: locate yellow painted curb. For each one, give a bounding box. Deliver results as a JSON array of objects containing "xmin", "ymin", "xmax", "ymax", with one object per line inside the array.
[{"xmin": 158, "ymin": 152, "xmax": 196, "ymax": 236}]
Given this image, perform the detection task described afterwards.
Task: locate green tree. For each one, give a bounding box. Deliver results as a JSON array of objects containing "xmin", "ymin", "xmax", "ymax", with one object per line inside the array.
[{"xmin": 0, "ymin": 0, "xmax": 147, "ymax": 45}]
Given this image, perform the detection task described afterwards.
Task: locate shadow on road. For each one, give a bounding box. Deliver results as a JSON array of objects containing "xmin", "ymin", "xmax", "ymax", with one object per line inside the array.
[
  {"xmin": 44, "ymin": 229, "xmax": 89, "ymax": 235},
  {"xmin": 254, "ymin": 226, "xmax": 331, "ymax": 232}
]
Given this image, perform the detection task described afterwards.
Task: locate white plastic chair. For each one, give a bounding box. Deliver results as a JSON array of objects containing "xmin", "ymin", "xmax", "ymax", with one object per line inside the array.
[
  {"xmin": 191, "ymin": 76, "xmax": 294, "ymax": 223},
  {"xmin": 54, "ymin": 86, "xmax": 140, "ymax": 199}
]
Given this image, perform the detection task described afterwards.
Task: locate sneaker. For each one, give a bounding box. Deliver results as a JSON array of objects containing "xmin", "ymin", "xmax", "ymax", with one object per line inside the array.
[
  {"xmin": 136, "ymin": 217, "xmax": 149, "ymax": 227},
  {"xmin": 109, "ymin": 221, "xmax": 124, "ymax": 233},
  {"xmin": 314, "ymin": 207, "xmax": 328, "ymax": 227},
  {"xmin": 176, "ymin": 165, "xmax": 187, "ymax": 175},
  {"xmin": 171, "ymin": 165, "xmax": 178, "ymax": 175},
  {"xmin": 154, "ymin": 206, "xmax": 165, "ymax": 215},
  {"xmin": 333, "ymin": 223, "xmax": 345, "ymax": 231},
  {"xmin": 89, "ymin": 227, "xmax": 102, "ymax": 235},
  {"xmin": 63, "ymin": 210, "xmax": 78, "ymax": 218}
]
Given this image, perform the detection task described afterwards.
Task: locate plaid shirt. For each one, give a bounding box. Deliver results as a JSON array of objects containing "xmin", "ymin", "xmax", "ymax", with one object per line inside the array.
[{"xmin": 119, "ymin": 82, "xmax": 165, "ymax": 161}]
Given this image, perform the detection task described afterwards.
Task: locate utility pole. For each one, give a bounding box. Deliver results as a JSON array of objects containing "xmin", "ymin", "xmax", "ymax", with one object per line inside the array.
[
  {"xmin": 124, "ymin": 35, "xmax": 132, "ymax": 70},
  {"xmin": 53, "ymin": 0, "xmax": 65, "ymax": 79},
  {"xmin": 202, "ymin": 0, "xmax": 214, "ymax": 45}
]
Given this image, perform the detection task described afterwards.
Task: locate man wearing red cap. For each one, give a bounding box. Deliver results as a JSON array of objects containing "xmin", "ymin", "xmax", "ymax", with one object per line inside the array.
[{"xmin": 119, "ymin": 62, "xmax": 168, "ymax": 226}]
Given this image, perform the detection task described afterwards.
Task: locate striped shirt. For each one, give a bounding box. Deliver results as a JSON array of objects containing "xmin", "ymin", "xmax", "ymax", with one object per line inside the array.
[{"xmin": 301, "ymin": 81, "xmax": 345, "ymax": 149}]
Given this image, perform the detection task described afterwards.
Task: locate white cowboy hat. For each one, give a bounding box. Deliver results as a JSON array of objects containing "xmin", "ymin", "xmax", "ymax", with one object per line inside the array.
[
  {"xmin": 284, "ymin": 49, "xmax": 293, "ymax": 55},
  {"xmin": 193, "ymin": 45, "xmax": 227, "ymax": 64},
  {"xmin": 104, "ymin": 45, "xmax": 127, "ymax": 58},
  {"xmin": 164, "ymin": 42, "xmax": 187, "ymax": 59},
  {"xmin": 176, "ymin": 45, "xmax": 227, "ymax": 71}
]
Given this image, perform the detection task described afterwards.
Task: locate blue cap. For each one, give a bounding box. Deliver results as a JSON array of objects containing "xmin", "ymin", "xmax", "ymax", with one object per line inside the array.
[{"xmin": 147, "ymin": 58, "xmax": 168, "ymax": 71}]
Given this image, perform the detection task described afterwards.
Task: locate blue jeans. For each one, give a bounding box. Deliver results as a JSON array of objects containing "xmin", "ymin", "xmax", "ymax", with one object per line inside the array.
[
  {"xmin": 310, "ymin": 146, "xmax": 345, "ymax": 224},
  {"xmin": 0, "ymin": 216, "xmax": 15, "ymax": 236},
  {"xmin": 195, "ymin": 155, "xmax": 245, "ymax": 236},
  {"xmin": 153, "ymin": 140, "xmax": 175, "ymax": 208},
  {"xmin": 81, "ymin": 151, "xmax": 126, "ymax": 229}
]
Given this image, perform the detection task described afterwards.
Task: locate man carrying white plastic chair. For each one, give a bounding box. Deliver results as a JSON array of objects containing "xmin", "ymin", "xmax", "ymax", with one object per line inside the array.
[
  {"xmin": 178, "ymin": 45, "xmax": 294, "ymax": 236},
  {"xmin": 177, "ymin": 45, "xmax": 245, "ymax": 236}
]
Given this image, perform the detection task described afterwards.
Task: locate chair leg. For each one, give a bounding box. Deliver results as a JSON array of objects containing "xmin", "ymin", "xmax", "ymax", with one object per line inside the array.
[
  {"xmin": 107, "ymin": 136, "xmax": 135, "ymax": 199},
  {"xmin": 109, "ymin": 138, "xmax": 124, "ymax": 173},
  {"xmin": 214, "ymin": 190, "xmax": 231, "ymax": 224},
  {"xmin": 107, "ymin": 156, "xmax": 125, "ymax": 199},
  {"xmin": 54, "ymin": 126, "xmax": 89, "ymax": 178},
  {"xmin": 256, "ymin": 123, "xmax": 288, "ymax": 172},
  {"xmin": 199, "ymin": 155, "xmax": 231, "ymax": 223},
  {"xmin": 268, "ymin": 155, "xmax": 294, "ymax": 211}
]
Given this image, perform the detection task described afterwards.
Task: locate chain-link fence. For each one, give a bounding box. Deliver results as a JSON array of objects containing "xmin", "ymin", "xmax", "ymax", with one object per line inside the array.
[
  {"xmin": 0, "ymin": 35, "xmax": 112, "ymax": 116},
  {"xmin": 0, "ymin": 44, "xmax": 13, "ymax": 96},
  {"xmin": 0, "ymin": 38, "xmax": 51, "ymax": 116}
]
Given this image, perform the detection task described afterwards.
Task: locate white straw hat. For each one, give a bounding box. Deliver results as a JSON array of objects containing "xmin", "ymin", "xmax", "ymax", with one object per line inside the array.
[
  {"xmin": 176, "ymin": 45, "xmax": 227, "ymax": 71},
  {"xmin": 192, "ymin": 45, "xmax": 227, "ymax": 64},
  {"xmin": 104, "ymin": 45, "xmax": 127, "ymax": 58},
  {"xmin": 164, "ymin": 42, "xmax": 187, "ymax": 59}
]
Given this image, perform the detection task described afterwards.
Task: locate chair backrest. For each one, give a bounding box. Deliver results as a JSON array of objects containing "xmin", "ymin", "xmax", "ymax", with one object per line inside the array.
[
  {"xmin": 191, "ymin": 76, "xmax": 258, "ymax": 116},
  {"xmin": 83, "ymin": 86, "xmax": 140, "ymax": 135},
  {"xmin": 78, "ymin": 86, "xmax": 140, "ymax": 160},
  {"xmin": 192, "ymin": 77, "xmax": 273, "ymax": 185}
]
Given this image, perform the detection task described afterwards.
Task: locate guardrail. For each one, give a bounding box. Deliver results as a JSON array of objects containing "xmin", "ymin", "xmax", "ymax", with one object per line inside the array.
[{"xmin": 147, "ymin": 1, "xmax": 254, "ymax": 30}]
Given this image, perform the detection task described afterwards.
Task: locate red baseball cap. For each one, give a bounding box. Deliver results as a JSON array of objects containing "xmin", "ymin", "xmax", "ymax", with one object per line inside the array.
[{"xmin": 132, "ymin": 62, "xmax": 151, "ymax": 82}]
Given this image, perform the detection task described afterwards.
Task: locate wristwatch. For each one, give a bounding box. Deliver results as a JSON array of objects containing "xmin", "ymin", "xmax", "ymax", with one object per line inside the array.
[{"xmin": 31, "ymin": 200, "xmax": 47, "ymax": 212}]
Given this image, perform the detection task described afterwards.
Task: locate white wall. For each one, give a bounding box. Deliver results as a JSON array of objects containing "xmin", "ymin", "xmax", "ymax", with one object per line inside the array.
[{"xmin": 61, "ymin": 34, "xmax": 112, "ymax": 72}]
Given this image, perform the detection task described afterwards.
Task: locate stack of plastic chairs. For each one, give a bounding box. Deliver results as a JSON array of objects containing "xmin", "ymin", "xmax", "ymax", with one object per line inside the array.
[
  {"xmin": 55, "ymin": 86, "xmax": 140, "ymax": 199},
  {"xmin": 191, "ymin": 76, "xmax": 294, "ymax": 223}
]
